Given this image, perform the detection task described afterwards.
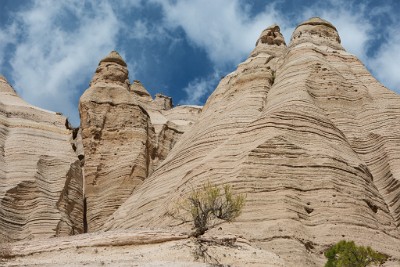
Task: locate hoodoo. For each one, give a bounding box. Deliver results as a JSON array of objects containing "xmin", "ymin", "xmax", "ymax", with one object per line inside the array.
[
  {"xmin": 79, "ymin": 51, "xmax": 202, "ymax": 232},
  {"xmin": 79, "ymin": 51, "xmax": 155, "ymax": 233}
]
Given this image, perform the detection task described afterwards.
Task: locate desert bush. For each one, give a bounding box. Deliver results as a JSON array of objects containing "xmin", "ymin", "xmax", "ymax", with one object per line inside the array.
[
  {"xmin": 324, "ymin": 240, "xmax": 388, "ymax": 267},
  {"xmin": 172, "ymin": 182, "xmax": 246, "ymax": 237}
]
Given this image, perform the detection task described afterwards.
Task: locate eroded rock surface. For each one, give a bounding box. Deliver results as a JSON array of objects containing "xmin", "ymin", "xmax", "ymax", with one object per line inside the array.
[
  {"xmin": 129, "ymin": 80, "xmax": 202, "ymax": 168},
  {"xmin": 103, "ymin": 18, "xmax": 400, "ymax": 266},
  {"xmin": 79, "ymin": 51, "xmax": 156, "ymax": 233},
  {"xmin": 1, "ymin": 229, "xmax": 285, "ymax": 267},
  {"xmin": 79, "ymin": 52, "xmax": 201, "ymax": 232},
  {"xmin": 0, "ymin": 76, "xmax": 83, "ymax": 243}
]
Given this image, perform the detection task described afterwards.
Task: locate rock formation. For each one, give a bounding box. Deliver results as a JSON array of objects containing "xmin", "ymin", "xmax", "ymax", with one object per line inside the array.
[
  {"xmin": 0, "ymin": 75, "xmax": 83, "ymax": 243},
  {"xmin": 128, "ymin": 80, "xmax": 202, "ymax": 167},
  {"xmin": 79, "ymin": 51, "xmax": 201, "ymax": 232},
  {"xmin": 79, "ymin": 51, "xmax": 155, "ymax": 233},
  {"xmin": 1, "ymin": 17, "xmax": 400, "ymax": 267},
  {"xmin": 103, "ymin": 18, "xmax": 400, "ymax": 266}
]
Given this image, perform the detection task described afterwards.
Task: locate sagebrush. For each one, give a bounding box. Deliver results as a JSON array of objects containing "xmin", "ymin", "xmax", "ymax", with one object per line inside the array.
[
  {"xmin": 324, "ymin": 240, "xmax": 388, "ymax": 267},
  {"xmin": 171, "ymin": 182, "xmax": 246, "ymax": 236}
]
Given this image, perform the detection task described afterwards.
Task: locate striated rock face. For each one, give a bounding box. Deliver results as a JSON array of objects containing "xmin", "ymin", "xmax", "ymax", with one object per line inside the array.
[
  {"xmin": 79, "ymin": 52, "xmax": 201, "ymax": 233},
  {"xmin": 0, "ymin": 76, "xmax": 83, "ymax": 243},
  {"xmin": 103, "ymin": 18, "xmax": 400, "ymax": 266},
  {"xmin": 79, "ymin": 51, "xmax": 156, "ymax": 233},
  {"xmin": 129, "ymin": 80, "xmax": 202, "ymax": 168}
]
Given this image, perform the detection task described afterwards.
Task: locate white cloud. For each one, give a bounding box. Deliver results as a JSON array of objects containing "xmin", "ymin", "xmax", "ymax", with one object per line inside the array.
[
  {"xmin": 179, "ymin": 71, "xmax": 220, "ymax": 105},
  {"xmin": 0, "ymin": 24, "xmax": 17, "ymax": 67},
  {"xmin": 3, "ymin": 0, "xmax": 120, "ymax": 126},
  {"xmin": 369, "ymin": 27, "xmax": 400, "ymax": 93},
  {"xmin": 301, "ymin": 0, "xmax": 399, "ymax": 93},
  {"xmin": 299, "ymin": 1, "xmax": 372, "ymax": 61},
  {"xmin": 153, "ymin": 0, "xmax": 286, "ymax": 67}
]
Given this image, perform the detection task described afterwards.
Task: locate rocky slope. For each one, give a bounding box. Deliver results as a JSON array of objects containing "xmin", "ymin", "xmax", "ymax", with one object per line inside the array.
[
  {"xmin": 103, "ymin": 18, "xmax": 400, "ymax": 266},
  {"xmin": 0, "ymin": 76, "xmax": 83, "ymax": 242}
]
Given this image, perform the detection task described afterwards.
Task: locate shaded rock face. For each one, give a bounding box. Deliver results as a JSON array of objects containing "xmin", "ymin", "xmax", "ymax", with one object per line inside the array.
[
  {"xmin": 0, "ymin": 76, "xmax": 83, "ymax": 243},
  {"xmin": 104, "ymin": 18, "xmax": 400, "ymax": 266}
]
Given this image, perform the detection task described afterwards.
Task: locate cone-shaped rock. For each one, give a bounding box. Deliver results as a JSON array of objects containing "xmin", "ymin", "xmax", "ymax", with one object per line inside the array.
[
  {"xmin": 103, "ymin": 19, "xmax": 400, "ymax": 266},
  {"xmin": 79, "ymin": 51, "xmax": 155, "ymax": 232},
  {"xmin": 0, "ymin": 75, "xmax": 83, "ymax": 242},
  {"xmin": 130, "ymin": 80, "xmax": 152, "ymax": 100},
  {"xmin": 290, "ymin": 17, "xmax": 342, "ymax": 49}
]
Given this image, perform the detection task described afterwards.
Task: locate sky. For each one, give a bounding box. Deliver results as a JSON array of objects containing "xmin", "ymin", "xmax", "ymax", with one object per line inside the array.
[{"xmin": 0, "ymin": 0, "xmax": 399, "ymax": 126}]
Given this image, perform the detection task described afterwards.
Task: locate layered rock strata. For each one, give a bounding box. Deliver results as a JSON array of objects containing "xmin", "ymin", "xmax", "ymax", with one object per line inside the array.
[
  {"xmin": 103, "ymin": 18, "xmax": 400, "ymax": 266},
  {"xmin": 0, "ymin": 76, "xmax": 83, "ymax": 243},
  {"xmin": 80, "ymin": 52, "xmax": 201, "ymax": 232},
  {"xmin": 129, "ymin": 80, "xmax": 202, "ymax": 167},
  {"xmin": 79, "ymin": 51, "xmax": 155, "ymax": 233}
]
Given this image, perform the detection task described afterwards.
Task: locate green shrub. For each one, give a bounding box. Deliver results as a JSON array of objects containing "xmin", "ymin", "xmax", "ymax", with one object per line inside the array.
[
  {"xmin": 324, "ymin": 240, "xmax": 388, "ymax": 267},
  {"xmin": 172, "ymin": 182, "xmax": 246, "ymax": 237}
]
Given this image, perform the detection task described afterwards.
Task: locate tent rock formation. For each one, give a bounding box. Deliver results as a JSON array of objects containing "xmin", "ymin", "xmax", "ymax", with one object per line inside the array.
[{"xmin": 1, "ymin": 17, "xmax": 400, "ymax": 267}]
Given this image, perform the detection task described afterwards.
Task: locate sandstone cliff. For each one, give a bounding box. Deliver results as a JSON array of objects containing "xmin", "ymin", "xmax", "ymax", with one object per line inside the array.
[
  {"xmin": 103, "ymin": 18, "xmax": 400, "ymax": 266},
  {"xmin": 0, "ymin": 76, "xmax": 83, "ymax": 242}
]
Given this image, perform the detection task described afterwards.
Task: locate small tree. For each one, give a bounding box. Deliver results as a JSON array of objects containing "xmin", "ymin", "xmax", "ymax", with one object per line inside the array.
[
  {"xmin": 172, "ymin": 182, "xmax": 246, "ymax": 237},
  {"xmin": 324, "ymin": 240, "xmax": 388, "ymax": 267}
]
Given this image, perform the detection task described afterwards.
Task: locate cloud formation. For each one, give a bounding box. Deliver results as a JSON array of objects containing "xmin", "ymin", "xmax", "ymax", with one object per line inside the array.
[
  {"xmin": 179, "ymin": 70, "xmax": 220, "ymax": 105},
  {"xmin": 370, "ymin": 28, "xmax": 400, "ymax": 91},
  {"xmin": 4, "ymin": 0, "xmax": 121, "ymax": 125},
  {"xmin": 154, "ymin": 0, "xmax": 285, "ymax": 66}
]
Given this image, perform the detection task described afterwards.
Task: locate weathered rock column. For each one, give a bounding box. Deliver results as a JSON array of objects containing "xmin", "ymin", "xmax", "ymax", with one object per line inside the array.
[{"xmin": 79, "ymin": 51, "xmax": 155, "ymax": 232}]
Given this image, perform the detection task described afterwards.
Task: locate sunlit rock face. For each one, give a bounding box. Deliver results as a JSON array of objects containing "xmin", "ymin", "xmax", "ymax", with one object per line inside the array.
[
  {"xmin": 103, "ymin": 18, "xmax": 400, "ymax": 266},
  {"xmin": 79, "ymin": 51, "xmax": 202, "ymax": 232},
  {"xmin": 0, "ymin": 75, "xmax": 83, "ymax": 243},
  {"xmin": 79, "ymin": 51, "xmax": 155, "ymax": 233}
]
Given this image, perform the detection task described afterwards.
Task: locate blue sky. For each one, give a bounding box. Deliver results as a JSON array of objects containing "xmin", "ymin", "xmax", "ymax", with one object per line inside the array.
[{"xmin": 0, "ymin": 0, "xmax": 399, "ymax": 126}]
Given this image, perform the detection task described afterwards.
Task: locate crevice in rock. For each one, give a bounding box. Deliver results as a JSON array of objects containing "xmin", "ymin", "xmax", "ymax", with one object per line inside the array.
[
  {"xmin": 364, "ymin": 199, "xmax": 378, "ymax": 213},
  {"xmin": 83, "ymin": 197, "xmax": 88, "ymax": 233}
]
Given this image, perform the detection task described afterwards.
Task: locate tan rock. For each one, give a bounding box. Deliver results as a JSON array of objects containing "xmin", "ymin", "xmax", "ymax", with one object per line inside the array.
[
  {"xmin": 129, "ymin": 81, "xmax": 202, "ymax": 169},
  {"xmin": 1, "ymin": 229, "xmax": 285, "ymax": 266},
  {"xmin": 80, "ymin": 52, "xmax": 201, "ymax": 233},
  {"xmin": 0, "ymin": 75, "xmax": 83, "ymax": 243},
  {"xmin": 129, "ymin": 80, "xmax": 152, "ymax": 101},
  {"xmin": 103, "ymin": 19, "xmax": 400, "ymax": 266},
  {"xmin": 153, "ymin": 94, "xmax": 173, "ymax": 110},
  {"xmin": 79, "ymin": 51, "xmax": 155, "ymax": 233},
  {"xmin": 256, "ymin": 24, "xmax": 286, "ymax": 46}
]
